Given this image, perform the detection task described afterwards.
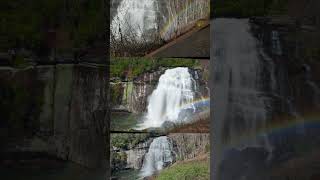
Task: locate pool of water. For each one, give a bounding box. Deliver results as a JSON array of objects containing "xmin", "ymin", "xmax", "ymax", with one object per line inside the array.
[
  {"xmin": 112, "ymin": 169, "xmax": 140, "ymax": 180},
  {"xmin": 111, "ymin": 112, "xmax": 143, "ymax": 131}
]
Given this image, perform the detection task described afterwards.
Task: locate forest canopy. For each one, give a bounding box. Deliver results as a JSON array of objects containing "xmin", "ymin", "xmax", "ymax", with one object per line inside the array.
[
  {"xmin": 110, "ymin": 57, "xmax": 200, "ymax": 80},
  {"xmin": 0, "ymin": 0, "xmax": 106, "ymax": 57}
]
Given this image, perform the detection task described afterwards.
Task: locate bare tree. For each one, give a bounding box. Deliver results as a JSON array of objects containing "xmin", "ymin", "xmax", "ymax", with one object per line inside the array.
[{"xmin": 110, "ymin": 12, "xmax": 163, "ymax": 57}]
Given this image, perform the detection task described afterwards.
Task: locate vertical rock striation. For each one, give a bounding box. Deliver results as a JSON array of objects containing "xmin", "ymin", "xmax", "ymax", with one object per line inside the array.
[{"xmin": 0, "ymin": 63, "xmax": 109, "ymax": 169}]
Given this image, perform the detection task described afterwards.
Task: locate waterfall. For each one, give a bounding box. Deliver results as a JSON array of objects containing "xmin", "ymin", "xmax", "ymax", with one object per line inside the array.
[
  {"xmin": 211, "ymin": 18, "xmax": 320, "ymax": 180},
  {"xmin": 111, "ymin": 0, "xmax": 158, "ymax": 40},
  {"xmin": 212, "ymin": 19, "xmax": 274, "ymax": 166},
  {"xmin": 111, "ymin": 0, "xmax": 210, "ymax": 41},
  {"xmin": 139, "ymin": 67, "xmax": 196, "ymax": 128},
  {"xmin": 140, "ymin": 136, "xmax": 173, "ymax": 177}
]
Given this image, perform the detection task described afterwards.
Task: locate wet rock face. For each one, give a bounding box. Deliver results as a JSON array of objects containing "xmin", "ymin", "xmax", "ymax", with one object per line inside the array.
[
  {"xmin": 125, "ymin": 148, "xmax": 147, "ymax": 170},
  {"xmin": 250, "ymin": 17, "xmax": 320, "ymax": 115},
  {"xmin": 110, "ymin": 69, "xmax": 164, "ymax": 113},
  {"xmin": 68, "ymin": 64, "xmax": 108, "ymax": 168},
  {"xmin": 250, "ymin": 17, "xmax": 320, "ymax": 163},
  {"xmin": 125, "ymin": 139, "xmax": 153, "ymax": 170},
  {"xmin": 111, "ymin": 138, "xmax": 153, "ymax": 171},
  {"xmin": 0, "ymin": 64, "xmax": 109, "ymax": 169}
]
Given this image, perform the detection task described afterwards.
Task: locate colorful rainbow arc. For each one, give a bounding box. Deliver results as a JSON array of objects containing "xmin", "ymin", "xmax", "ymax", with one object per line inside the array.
[
  {"xmin": 179, "ymin": 97, "xmax": 210, "ymax": 109},
  {"xmin": 224, "ymin": 112, "xmax": 320, "ymax": 147}
]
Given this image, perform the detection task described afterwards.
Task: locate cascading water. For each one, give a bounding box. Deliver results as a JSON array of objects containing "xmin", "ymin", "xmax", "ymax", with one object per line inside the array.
[
  {"xmin": 140, "ymin": 136, "xmax": 173, "ymax": 177},
  {"xmin": 111, "ymin": 0, "xmax": 158, "ymax": 40},
  {"xmin": 139, "ymin": 67, "xmax": 196, "ymax": 128},
  {"xmin": 210, "ymin": 17, "xmax": 320, "ymax": 180},
  {"xmin": 111, "ymin": 0, "xmax": 209, "ymax": 41},
  {"xmin": 212, "ymin": 19, "xmax": 274, "ymax": 171}
]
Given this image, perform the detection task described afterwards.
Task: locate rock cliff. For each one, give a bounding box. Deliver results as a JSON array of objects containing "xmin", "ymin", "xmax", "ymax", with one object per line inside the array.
[
  {"xmin": 110, "ymin": 68, "xmax": 165, "ymax": 113},
  {"xmin": 0, "ymin": 63, "xmax": 109, "ymax": 169}
]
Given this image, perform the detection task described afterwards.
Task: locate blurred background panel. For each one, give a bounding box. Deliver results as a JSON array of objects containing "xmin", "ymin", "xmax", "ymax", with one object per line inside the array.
[
  {"xmin": 211, "ymin": 0, "xmax": 320, "ymax": 179},
  {"xmin": 0, "ymin": 0, "xmax": 107, "ymax": 64},
  {"xmin": 0, "ymin": 1, "xmax": 109, "ymax": 179}
]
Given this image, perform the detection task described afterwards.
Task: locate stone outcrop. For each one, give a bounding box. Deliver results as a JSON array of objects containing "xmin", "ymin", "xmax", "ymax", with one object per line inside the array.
[
  {"xmin": 110, "ymin": 69, "xmax": 165, "ymax": 113},
  {"xmin": 0, "ymin": 63, "xmax": 109, "ymax": 169},
  {"xmin": 125, "ymin": 139, "xmax": 153, "ymax": 169},
  {"xmin": 111, "ymin": 138, "xmax": 153, "ymax": 172}
]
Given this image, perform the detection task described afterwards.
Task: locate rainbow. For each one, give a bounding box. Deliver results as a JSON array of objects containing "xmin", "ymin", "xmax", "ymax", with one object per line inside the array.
[
  {"xmin": 159, "ymin": 1, "xmax": 210, "ymax": 39},
  {"xmin": 180, "ymin": 97, "xmax": 210, "ymax": 109},
  {"xmin": 224, "ymin": 111, "xmax": 320, "ymax": 147}
]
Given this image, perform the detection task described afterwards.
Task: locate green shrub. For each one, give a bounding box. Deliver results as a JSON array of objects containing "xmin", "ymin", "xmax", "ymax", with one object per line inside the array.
[
  {"xmin": 110, "ymin": 57, "xmax": 200, "ymax": 80},
  {"xmin": 110, "ymin": 83, "xmax": 123, "ymax": 105},
  {"xmin": 156, "ymin": 160, "xmax": 209, "ymax": 180},
  {"xmin": 205, "ymin": 144, "xmax": 210, "ymax": 153},
  {"xmin": 111, "ymin": 133, "xmax": 151, "ymax": 149}
]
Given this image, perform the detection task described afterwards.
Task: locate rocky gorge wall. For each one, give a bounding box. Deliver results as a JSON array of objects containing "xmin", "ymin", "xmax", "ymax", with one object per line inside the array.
[
  {"xmin": 110, "ymin": 68, "xmax": 165, "ymax": 113},
  {"xmin": 250, "ymin": 16, "xmax": 320, "ymax": 122},
  {"xmin": 0, "ymin": 63, "xmax": 109, "ymax": 169},
  {"xmin": 249, "ymin": 17, "xmax": 320, "ymax": 172}
]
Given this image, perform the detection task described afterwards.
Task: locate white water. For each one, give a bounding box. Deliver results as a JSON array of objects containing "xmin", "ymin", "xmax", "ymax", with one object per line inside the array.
[
  {"xmin": 111, "ymin": 0, "xmax": 158, "ymax": 40},
  {"xmin": 139, "ymin": 67, "xmax": 196, "ymax": 128},
  {"xmin": 111, "ymin": 0, "xmax": 210, "ymax": 41},
  {"xmin": 212, "ymin": 19, "xmax": 273, "ymax": 168},
  {"xmin": 140, "ymin": 136, "xmax": 173, "ymax": 177}
]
